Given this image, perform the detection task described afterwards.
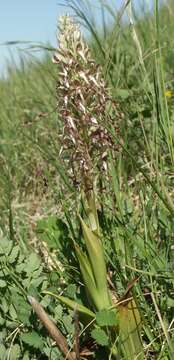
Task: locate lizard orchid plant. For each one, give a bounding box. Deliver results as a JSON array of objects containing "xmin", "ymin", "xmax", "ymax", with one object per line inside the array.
[{"xmin": 47, "ymin": 15, "xmax": 143, "ymax": 359}]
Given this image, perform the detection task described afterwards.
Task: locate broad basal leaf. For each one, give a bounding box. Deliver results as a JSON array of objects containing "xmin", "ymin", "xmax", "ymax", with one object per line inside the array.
[{"xmin": 118, "ymin": 297, "xmax": 143, "ymax": 360}]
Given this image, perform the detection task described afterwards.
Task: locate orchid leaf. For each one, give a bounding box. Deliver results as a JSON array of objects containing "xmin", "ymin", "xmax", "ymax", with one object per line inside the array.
[
  {"xmin": 44, "ymin": 291, "xmax": 95, "ymax": 324},
  {"xmin": 118, "ymin": 297, "xmax": 143, "ymax": 360},
  {"xmin": 79, "ymin": 215, "xmax": 111, "ymax": 309}
]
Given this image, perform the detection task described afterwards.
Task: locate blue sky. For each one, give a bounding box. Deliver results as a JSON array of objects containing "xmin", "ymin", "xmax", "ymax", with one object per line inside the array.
[
  {"xmin": 0, "ymin": 0, "xmax": 66, "ymax": 74},
  {"xmin": 0, "ymin": 0, "xmax": 156, "ymax": 76}
]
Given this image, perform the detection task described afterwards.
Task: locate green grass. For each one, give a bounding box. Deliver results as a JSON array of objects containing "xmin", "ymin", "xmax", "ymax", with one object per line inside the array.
[{"xmin": 1, "ymin": 0, "xmax": 174, "ymax": 359}]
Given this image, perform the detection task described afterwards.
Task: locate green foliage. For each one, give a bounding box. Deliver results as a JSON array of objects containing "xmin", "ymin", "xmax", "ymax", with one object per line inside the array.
[
  {"xmin": 45, "ymin": 291, "xmax": 95, "ymax": 324},
  {"xmin": 36, "ymin": 216, "xmax": 76, "ymax": 267},
  {"xmin": 118, "ymin": 298, "xmax": 143, "ymax": 360},
  {"xmin": 20, "ymin": 331, "xmax": 44, "ymax": 350},
  {"xmin": 6, "ymin": 344, "xmax": 21, "ymax": 360},
  {"xmin": 1, "ymin": 0, "xmax": 174, "ymax": 358},
  {"xmin": 36, "ymin": 216, "xmax": 68, "ymax": 250},
  {"xmin": 91, "ymin": 328, "xmax": 109, "ymax": 346},
  {"xmin": 0, "ymin": 233, "xmax": 76, "ymax": 359},
  {"xmin": 96, "ymin": 309, "xmax": 117, "ymax": 327}
]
